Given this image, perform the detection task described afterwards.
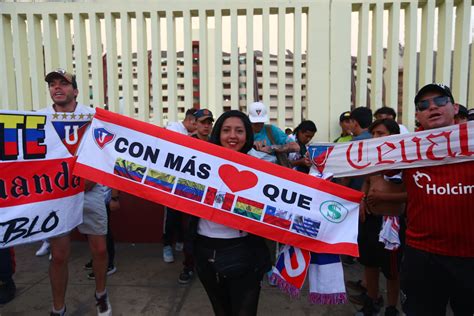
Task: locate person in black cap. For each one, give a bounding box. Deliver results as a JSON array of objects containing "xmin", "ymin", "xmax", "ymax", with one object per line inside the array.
[
  {"xmin": 333, "ymin": 111, "xmax": 353, "ymax": 143},
  {"xmin": 40, "ymin": 68, "xmax": 112, "ymax": 316},
  {"xmin": 173, "ymin": 108, "xmax": 215, "ymax": 285},
  {"xmin": 469, "ymin": 108, "xmax": 474, "ymax": 121},
  {"xmin": 398, "ymin": 83, "xmax": 474, "ymax": 315},
  {"xmin": 454, "ymin": 104, "xmax": 468, "ymax": 124},
  {"xmin": 193, "ymin": 109, "xmax": 214, "ymax": 141}
]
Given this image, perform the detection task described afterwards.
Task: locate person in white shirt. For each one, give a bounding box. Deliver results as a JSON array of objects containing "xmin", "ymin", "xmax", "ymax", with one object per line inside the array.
[
  {"xmin": 192, "ymin": 110, "xmax": 271, "ymax": 316},
  {"xmin": 165, "ymin": 108, "xmax": 197, "ymax": 135},
  {"xmin": 40, "ymin": 69, "xmax": 111, "ymax": 316}
]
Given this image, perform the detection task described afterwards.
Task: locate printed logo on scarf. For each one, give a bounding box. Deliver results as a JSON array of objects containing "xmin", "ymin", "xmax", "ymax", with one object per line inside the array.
[
  {"xmin": 93, "ymin": 128, "xmax": 115, "ymax": 149},
  {"xmin": 319, "ymin": 201, "xmax": 348, "ymax": 223}
]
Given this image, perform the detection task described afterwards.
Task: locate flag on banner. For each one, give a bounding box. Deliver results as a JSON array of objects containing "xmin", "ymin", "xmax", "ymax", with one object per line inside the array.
[
  {"xmin": 263, "ymin": 205, "xmax": 292, "ymax": 229},
  {"xmin": 204, "ymin": 187, "xmax": 235, "ymax": 211},
  {"xmin": 74, "ymin": 108, "xmax": 364, "ymax": 255},
  {"xmin": 144, "ymin": 168, "xmax": 176, "ymax": 192},
  {"xmin": 308, "ymin": 144, "xmax": 335, "ymax": 176},
  {"xmin": 113, "ymin": 157, "xmax": 146, "ymax": 182},
  {"xmin": 233, "ymin": 196, "xmax": 264, "ymax": 221},
  {"xmin": 291, "ymin": 215, "xmax": 321, "ymax": 238},
  {"xmin": 174, "ymin": 179, "xmax": 205, "ymax": 202}
]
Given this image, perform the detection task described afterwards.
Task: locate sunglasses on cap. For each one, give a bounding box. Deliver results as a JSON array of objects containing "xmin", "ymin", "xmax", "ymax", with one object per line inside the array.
[{"xmin": 416, "ymin": 95, "xmax": 451, "ymax": 112}]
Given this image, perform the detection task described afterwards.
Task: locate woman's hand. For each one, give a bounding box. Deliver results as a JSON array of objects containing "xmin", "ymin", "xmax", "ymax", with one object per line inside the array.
[{"xmin": 302, "ymin": 156, "xmax": 312, "ymax": 167}]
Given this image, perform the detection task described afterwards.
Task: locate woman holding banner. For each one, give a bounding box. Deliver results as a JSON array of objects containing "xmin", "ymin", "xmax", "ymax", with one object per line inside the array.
[{"xmin": 192, "ymin": 110, "xmax": 271, "ymax": 316}]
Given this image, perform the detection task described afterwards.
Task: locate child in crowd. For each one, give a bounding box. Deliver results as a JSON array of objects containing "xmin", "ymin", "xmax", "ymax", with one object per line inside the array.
[
  {"xmin": 353, "ymin": 119, "xmax": 407, "ymax": 316},
  {"xmin": 288, "ymin": 120, "xmax": 317, "ymax": 174}
]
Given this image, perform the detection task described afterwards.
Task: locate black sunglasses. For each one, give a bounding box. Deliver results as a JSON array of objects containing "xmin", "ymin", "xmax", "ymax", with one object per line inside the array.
[{"xmin": 416, "ymin": 95, "xmax": 451, "ymax": 112}]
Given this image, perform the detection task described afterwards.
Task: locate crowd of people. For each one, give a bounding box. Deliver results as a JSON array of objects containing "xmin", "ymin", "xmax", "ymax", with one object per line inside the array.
[{"xmin": 0, "ymin": 68, "xmax": 473, "ymax": 316}]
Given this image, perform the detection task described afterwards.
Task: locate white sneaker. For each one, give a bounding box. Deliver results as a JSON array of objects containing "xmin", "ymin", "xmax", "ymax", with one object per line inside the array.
[
  {"xmin": 36, "ymin": 241, "xmax": 50, "ymax": 257},
  {"xmin": 163, "ymin": 245, "xmax": 174, "ymax": 263},
  {"xmin": 96, "ymin": 292, "xmax": 112, "ymax": 316},
  {"xmin": 175, "ymin": 242, "xmax": 184, "ymax": 252}
]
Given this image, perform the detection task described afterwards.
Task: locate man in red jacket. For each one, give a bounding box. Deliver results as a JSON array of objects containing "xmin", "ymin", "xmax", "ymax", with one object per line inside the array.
[{"xmin": 400, "ymin": 84, "xmax": 474, "ymax": 315}]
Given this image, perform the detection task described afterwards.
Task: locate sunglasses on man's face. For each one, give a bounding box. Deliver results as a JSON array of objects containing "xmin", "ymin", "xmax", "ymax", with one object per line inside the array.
[{"xmin": 416, "ymin": 95, "xmax": 451, "ymax": 112}]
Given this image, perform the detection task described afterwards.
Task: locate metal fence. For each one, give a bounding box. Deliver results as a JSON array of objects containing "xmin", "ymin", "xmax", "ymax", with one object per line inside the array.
[{"xmin": 1, "ymin": 0, "xmax": 472, "ymax": 141}]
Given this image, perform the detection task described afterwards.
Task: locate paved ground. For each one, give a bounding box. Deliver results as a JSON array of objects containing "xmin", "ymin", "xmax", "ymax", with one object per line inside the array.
[{"xmin": 0, "ymin": 242, "xmax": 392, "ymax": 315}]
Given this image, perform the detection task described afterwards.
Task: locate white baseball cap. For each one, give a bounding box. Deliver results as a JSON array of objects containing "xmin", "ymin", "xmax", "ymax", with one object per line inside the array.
[{"xmin": 248, "ymin": 102, "xmax": 269, "ymax": 123}]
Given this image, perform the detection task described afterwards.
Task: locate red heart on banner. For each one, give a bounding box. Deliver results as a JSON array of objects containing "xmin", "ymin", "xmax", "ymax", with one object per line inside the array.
[{"xmin": 218, "ymin": 164, "xmax": 258, "ymax": 193}]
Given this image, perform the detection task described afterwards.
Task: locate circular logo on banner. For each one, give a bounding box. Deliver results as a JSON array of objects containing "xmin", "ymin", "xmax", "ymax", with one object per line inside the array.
[{"xmin": 319, "ymin": 201, "xmax": 348, "ymax": 223}]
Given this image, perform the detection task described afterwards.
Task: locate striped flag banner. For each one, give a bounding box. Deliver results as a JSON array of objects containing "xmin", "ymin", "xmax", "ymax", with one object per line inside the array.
[
  {"xmin": 233, "ymin": 197, "xmax": 264, "ymax": 221},
  {"xmin": 308, "ymin": 121, "xmax": 474, "ymax": 177},
  {"xmin": 204, "ymin": 188, "xmax": 235, "ymax": 211},
  {"xmin": 75, "ymin": 109, "xmax": 364, "ymax": 255},
  {"xmin": 263, "ymin": 205, "xmax": 292, "ymax": 230},
  {"xmin": 144, "ymin": 169, "xmax": 176, "ymax": 192},
  {"xmin": 0, "ymin": 110, "xmax": 91, "ymax": 248},
  {"xmin": 114, "ymin": 157, "xmax": 146, "ymax": 182}
]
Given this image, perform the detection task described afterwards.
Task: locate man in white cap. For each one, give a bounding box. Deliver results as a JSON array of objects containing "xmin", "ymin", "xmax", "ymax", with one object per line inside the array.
[
  {"xmin": 247, "ymin": 101, "xmax": 299, "ymax": 285},
  {"xmin": 247, "ymin": 102, "xmax": 298, "ymax": 157}
]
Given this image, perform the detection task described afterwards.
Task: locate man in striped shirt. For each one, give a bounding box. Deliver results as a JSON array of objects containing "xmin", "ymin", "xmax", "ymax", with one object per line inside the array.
[{"xmin": 401, "ymin": 84, "xmax": 474, "ymax": 315}]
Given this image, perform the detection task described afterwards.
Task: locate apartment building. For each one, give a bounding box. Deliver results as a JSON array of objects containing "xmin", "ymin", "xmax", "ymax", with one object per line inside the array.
[{"xmin": 84, "ymin": 41, "xmax": 307, "ymax": 128}]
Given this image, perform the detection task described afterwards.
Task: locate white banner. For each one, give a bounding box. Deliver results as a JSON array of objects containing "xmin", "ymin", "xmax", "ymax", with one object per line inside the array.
[
  {"xmin": 75, "ymin": 109, "xmax": 364, "ymax": 255},
  {"xmin": 0, "ymin": 110, "xmax": 88, "ymax": 247},
  {"xmin": 308, "ymin": 122, "xmax": 474, "ymax": 177}
]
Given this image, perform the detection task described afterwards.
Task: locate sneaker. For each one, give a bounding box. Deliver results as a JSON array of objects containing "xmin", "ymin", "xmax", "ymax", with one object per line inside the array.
[
  {"xmin": 36, "ymin": 241, "xmax": 50, "ymax": 257},
  {"xmin": 0, "ymin": 279, "xmax": 16, "ymax": 304},
  {"xmin": 354, "ymin": 297, "xmax": 382, "ymax": 316},
  {"xmin": 50, "ymin": 306, "xmax": 66, "ymax": 316},
  {"xmin": 175, "ymin": 242, "xmax": 184, "ymax": 252},
  {"xmin": 88, "ymin": 266, "xmax": 118, "ymax": 280},
  {"xmin": 384, "ymin": 306, "xmax": 400, "ymax": 316},
  {"xmin": 163, "ymin": 245, "xmax": 174, "ymax": 263},
  {"xmin": 84, "ymin": 260, "xmax": 93, "ymax": 270},
  {"xmin": 349, "ymin": 292, "xmax": 369, "ymax": 306},
  {"xmin": 178, "ymin": 270, "xmax": 193, "ymax": 285},
  {"xmin": 107, "ymin": 265, "xmax": 117, "ymax": 276},
  {"xmin": 95, "ymin": 292, "xmax": 112, "ymax": 316},
  {"xmin": 346, "ymin": 279, "xmax": 367, "ymax": 293}
]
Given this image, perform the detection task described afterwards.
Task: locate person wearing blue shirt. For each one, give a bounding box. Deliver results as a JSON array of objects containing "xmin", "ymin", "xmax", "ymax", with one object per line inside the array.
[{"xmin": 247, "ymin": 102, "xmax": 299, "ymax": 155}]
